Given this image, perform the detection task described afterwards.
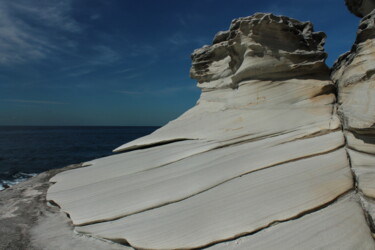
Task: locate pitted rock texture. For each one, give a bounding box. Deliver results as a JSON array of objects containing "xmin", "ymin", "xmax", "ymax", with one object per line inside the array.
[
  {"xmin": 44, "ymin": 12, "xmax": 375, "ymax": 250},
  {"xmin": 332, "ymin": 8, "xmax": 375, "ymax": 232},
  {"xmin": 346, "ymin": 0, "xmax": 375, "ymax": 17},
  {"xmin": 190, "ymin": 13, "xmax": 329, "ymax": 90}
]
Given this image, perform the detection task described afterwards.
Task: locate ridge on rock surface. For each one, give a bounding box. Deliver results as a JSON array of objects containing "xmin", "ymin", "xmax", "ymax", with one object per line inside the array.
[{"xmin": 45, "ymin": 11, "xmax": 375, "ymax": 250}]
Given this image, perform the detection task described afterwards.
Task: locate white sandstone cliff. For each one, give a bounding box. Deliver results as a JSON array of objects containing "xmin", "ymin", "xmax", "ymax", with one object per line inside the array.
[{"xmin": 45, "ymin": 11, "xmax": 375, "ymax": 250}]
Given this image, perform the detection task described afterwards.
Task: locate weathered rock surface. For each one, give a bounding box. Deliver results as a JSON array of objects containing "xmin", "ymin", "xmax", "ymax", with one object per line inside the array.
[
  {"xmin": 44, "ymin": 12, "xmax": 375, "ymax": 250},
  {"xmin": 189, "ymin": 13, "xmax": 328, "ymax": 90},
  {"xmin": 346, "ymin": 0, "xmax": 375, "ymax": 17},
  {"xmin": 332, "ymin": 7, "xmax": 375, "ymax": 234}
]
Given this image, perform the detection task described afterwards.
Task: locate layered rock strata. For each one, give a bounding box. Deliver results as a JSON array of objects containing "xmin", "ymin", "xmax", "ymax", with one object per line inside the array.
[
  {"xmin": 332, "ymin": 7, "xmax": 375, "ymax": 235},
  {"xmin": 45, "ymin": 12, "xmax": 375, "ymax": 249}
]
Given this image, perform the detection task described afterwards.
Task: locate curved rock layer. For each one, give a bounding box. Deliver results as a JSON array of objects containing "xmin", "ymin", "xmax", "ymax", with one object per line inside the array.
[
  {"xmin": 47, "ymin": 12, "xmax": 375, "ymax": 249},
  {"xmin": 332, "ymin": 8, "xmax": 375, "ymax": 231}
]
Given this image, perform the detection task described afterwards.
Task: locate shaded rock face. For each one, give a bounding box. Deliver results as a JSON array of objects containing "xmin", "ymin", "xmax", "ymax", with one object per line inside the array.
[
  {"xmin": 346, "ymin": 0, "xmax": 375, "ymax": 17},
  {"xmin": 190, "ymin": 13, "xmax": 329, "ymax": 90},
  {"xmin": 332, "ymin": 8, "xmax": 375, "ymax": 233},
  {"xmin": 43, "ymin": 11, "xmax": 375, "ymax": 250}
]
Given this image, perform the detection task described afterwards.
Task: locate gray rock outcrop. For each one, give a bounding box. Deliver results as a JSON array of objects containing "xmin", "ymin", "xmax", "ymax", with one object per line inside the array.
[
  {"xmin": 346, "ymin": 0, "xmax": 375, "ymax": 17},
  {"xmin": 190, "ymin": 13, "xmax": 329, "ymax": 90}
]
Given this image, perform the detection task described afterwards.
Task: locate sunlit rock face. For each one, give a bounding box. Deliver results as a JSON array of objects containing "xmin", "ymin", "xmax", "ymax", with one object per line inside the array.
[
  {"xmin": 332, "ymin": 7, "xmax": 375, "ymax": 233},
  {"xmin": 346, "ymin": 0, "xmax": 375, "ymax": 17},
  {"xmin": 46, "ymin": 12, "xmax": 375, "ymax": 250},
  {"xmin": 112, "ymin": 13, "xmax": 335, "ymax": 153}
]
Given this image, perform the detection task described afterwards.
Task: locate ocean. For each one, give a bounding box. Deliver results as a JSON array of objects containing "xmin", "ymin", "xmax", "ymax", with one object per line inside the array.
[{"xmin": 0, "ymin": 126, "xmax": 158, "ymax": 190}]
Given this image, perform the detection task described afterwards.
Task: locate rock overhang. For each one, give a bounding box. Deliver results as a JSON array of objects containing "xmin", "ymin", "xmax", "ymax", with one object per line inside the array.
[{"xmin": 190, "ymin": 13, "xmax": 329, "ymax": 91}]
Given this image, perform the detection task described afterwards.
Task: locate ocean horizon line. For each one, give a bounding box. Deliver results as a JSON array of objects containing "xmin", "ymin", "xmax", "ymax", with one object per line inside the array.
[{"xmin": 0, "ymin": 125, "xmax": 161, "ymax": 128}]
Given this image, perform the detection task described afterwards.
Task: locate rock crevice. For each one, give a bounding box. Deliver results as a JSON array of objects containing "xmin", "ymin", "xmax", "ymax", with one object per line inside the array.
[{"xmin": 332, "ymin": 6, "xmax": 375, "ymax": 238}]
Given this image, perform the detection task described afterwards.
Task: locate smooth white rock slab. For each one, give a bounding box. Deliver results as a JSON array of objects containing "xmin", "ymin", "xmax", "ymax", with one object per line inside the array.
[
  {"xmin": 208, "ymin": 195, "xmax": 375, "ymax": 250},
  {"xmin": 49, "ymin": 140, "xmax": 218, "ymax": 190},
  {"xmin": 48, "ymin": 131, "xmax": 344, "ymax": 226},
  {"xmin": 77, "ymin": 149, "xmax": 352, "ymax": 249}
]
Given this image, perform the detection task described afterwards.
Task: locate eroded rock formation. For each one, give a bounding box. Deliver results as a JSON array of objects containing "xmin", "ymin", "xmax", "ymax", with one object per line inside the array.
[
  {"xmin": 190, "ymin": 13, "xmax": 328, "ymax": 89},
  {"xmin": 45, "ymin": 11, "xmax": 375, "ymax": 250}
]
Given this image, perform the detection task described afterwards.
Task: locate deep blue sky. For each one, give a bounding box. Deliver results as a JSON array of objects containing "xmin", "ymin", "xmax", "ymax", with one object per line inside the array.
[{"xmin": 0, "ymin": 0, "xmax": 360, "ymax": 126}]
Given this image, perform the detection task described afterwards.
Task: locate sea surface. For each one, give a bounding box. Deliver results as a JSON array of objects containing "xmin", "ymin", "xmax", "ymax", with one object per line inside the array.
[{"xmin": 0, "ymin": 126, "xmax": 158, "ymax": 190}]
